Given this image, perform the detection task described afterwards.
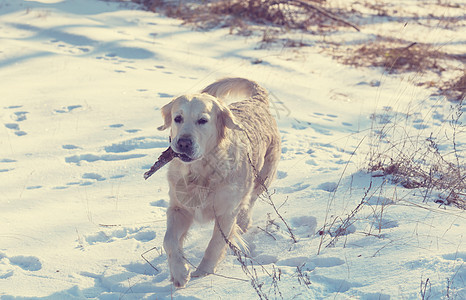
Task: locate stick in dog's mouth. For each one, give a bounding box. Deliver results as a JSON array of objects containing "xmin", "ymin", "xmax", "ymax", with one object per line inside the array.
[{"xmin": 143, "ymin": 147, "xmax": 178, "ymax": 180}]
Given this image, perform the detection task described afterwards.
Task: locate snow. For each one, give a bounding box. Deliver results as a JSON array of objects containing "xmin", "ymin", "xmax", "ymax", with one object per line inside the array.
[{"xmin": 1, "ymin": 0, "xmax": 465, "ymax": 299}]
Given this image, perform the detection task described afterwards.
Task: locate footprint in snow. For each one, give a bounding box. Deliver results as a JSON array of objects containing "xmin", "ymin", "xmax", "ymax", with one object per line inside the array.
[
  {"xmin": 4, "ymin": 123, "xmax": 19, "ymax": 130},
  {"xmin": 84, "ymin": 227, "xmax": 156, "ymax": 246},
  {"xmin": 276, "ymin": 255, "xmax": 345, "ymax": 269},
  {"xmin": 443, "ymin": 251, "xmax": 466, "ymax": 261},
  {"xmin": 365, "ymin": 196, "xmax": 395, "ymax": 206},
  {"xmin": 158, "ymin": 92, "xmax": 174, "ymax": 98},
  {"xmin": 11, "ymin": 111, "xmax": 28, "ymax": 122},
  {"xmin": 356, "ymin": 80, "xmax": 381, "ymax": 87},
  {"xmin": 104, "ymin": 136, "xmax": 167, "ymax": 153},
  {"xmin": 371, "ymin": 217, "xmax": 398, "ymax": 230},
  {"xmin": 150, "ymin": 199, "xmax": 168, "ymax": 208},
  {"xmin": 254, "ymin": 254, "xmax": 278, "ymax": 265},
  {"xmin": 8, "ymin": 255, "xmax": 42, "ymax": 271},
  {"xmin": 311, "ymin": 112, "xmax": 352, "ymax": 127},
  {"xmin": 123, "ymin": 262, "xmax": 161, "ymax": 276},
  {"xmin": 82, "ymin": 172, "xmax": 106, "ymax": 181},
  {"xmin": 291, "ymin": 117, "xmax": 338, "ymax": 136},
  {"xmin": 323, "ymin": 114, "xmax": 338, "ymax": 122},
  {"xmin": 81, "ymin": 268, "xmax": 168, "ymax": 296},
  {"xmin": 0, "ymin": 159, "xmax": 15, "ymax": 163},
  {"xmin": 308, "ymin": 256, "xmax": 345, "ymax": 268},
  {"xmin": 317, "ymin": 181, "xmax": 338, "ymax": 192},
  {"xmin": 291, "ymin": 120, "xmax": 311, "ymax": 130},
  {"xmin": 4, "ymin": 123, "xmax": 27, "ymax": 136},
  {"xmin": 413, "ymin": 120, "xmax": 429, "ymax": 130},
  {"xmin": 125, "ymin": 129, "xmax": 141, "ymax": 133},
  {"xmin": 15, "ymin": 131, "xmax": 27, "ymax": 136},
  {"xmin": 290, "ymin": 215, "xmax": 317, "ymax": 238},
  {"xmin": 306, "ymin": 159, "xmax": 318, "ymax": 166},
  {"xmin": 53, "ymin": 186, "xmax": 68, "ymax": 190},
  {"xmin": 62, "ymin": 144, "xmax": 81, "ymax": 150},
  {"xmin": 433, "ymin": 111, "xmax": 445, "ymax": 122},
  {"xmin": 53, "ymin": 105, "xmax": 82, "ymax": 114},
  {"xmin": 0, "ymin": 158, "xmax": 16, "ymax": 173},
  {"xmin": 311, "ymin": 276, "xmax": 356, "ymax": 293},
  {"xmin": 276, "ymin": 256, "xmax": 309, "ymax": 267},
  {"xmin": 104, "ymin": 47, "xmax": 154, "ymax": 60},
  {"xmin": 276, "ymin": 170, "xmax": 287, "ymax": 179},
  {"xmin": 0, "ymin": 270, "xmax": 14, "ymax": 279},
  {"xmin": 275, "ymin": 182, "xmax": 310, "ymax": 194},
  {"xmin": 65, "ymin": 153, "xmax": 146, "ymax": 165},
  {"xmin": 26, "ymin": 185, "xmax": 42, "ymax": 190},
  {"xmin": 49, "ymin": 39, "xmax": 92, "ymax": 55},
  {"xmin": 109, "ymin": 123, "xmax": 124, "ymax": 128},
  {"xmin": 107, "ymin": 123, "xmax": 141, "ymax": 134}
]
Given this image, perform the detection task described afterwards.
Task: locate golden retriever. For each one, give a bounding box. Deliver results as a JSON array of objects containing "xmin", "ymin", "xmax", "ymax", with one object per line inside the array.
[{"xmin": 158, "ymin": 78, "xmax": 281, "ymax": 287}]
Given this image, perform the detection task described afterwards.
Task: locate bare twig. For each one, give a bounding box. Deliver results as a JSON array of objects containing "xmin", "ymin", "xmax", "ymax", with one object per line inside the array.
[
  {"xmin": 141, "ymin": 246, "xmax": 161, "ymax": 272},
  {"xmin": 212, "ymin": 206, "xmax": 283, "ymax": 299},
  {"xmin": 325, "ymin": 180, "xmax": 373, "ymax": 248},
  {"xmin": 257, "ymin": 226, "xmax": 277, "ymax": 240},
  {"xmin": 247, "ymin": 153, "xmax": 297, "ymax": 243},
  {"xmin": 318, "ymin": 137, "xmax": 366, "ymax": 254},
  {"xmin": 420, "ymin": 277, "xmax": 431, "ymax": 300}
]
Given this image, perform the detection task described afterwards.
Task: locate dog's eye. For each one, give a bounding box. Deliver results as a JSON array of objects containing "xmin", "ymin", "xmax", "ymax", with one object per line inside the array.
[
  {"xmin": 174, "ymin": 115, "xmax": 183, "ymax": 123},
  {"xmin": 197, "ymin": 118, "xmax": 208, "ymax": 125}
]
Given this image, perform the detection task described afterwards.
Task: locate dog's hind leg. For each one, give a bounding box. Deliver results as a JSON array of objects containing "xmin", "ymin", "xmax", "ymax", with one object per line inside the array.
[
  {"xmin": 237, "ymin": 145, "xmax": 280, "ymax": 232},
  {"xmin": 192, "ymin": 211, "xmax": 237, "ymax": 278},
  {"xmin": 236, "ymin": 190, "xmax": 260, "ymax": 232}
]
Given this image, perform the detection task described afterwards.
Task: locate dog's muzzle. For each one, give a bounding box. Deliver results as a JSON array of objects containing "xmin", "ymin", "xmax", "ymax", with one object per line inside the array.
[{"xmin": 173, "ymin": 136, "xmax": 196, "ymax": 162}]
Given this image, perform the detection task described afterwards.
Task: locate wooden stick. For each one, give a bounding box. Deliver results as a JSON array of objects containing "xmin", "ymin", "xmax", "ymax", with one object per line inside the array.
[{"xmin": 143, "ymin": 147, "xmax": 177, "ymax": 180}]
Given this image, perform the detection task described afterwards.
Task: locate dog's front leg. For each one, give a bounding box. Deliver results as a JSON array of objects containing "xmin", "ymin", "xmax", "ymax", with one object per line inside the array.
[
  {"xmin": 192, "ymin": 212, "xmax": 236, "ymax": 277},
  {"xmin": 164, "ymin": 206, "xmax": 193, "ymax": 288}
]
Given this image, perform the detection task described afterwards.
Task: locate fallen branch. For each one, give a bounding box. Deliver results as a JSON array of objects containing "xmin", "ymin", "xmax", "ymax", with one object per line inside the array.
[
  {"xmin": 143, "ymin": 147, "xmax": 177, "ymax": 180},
  {"xmin": 294, "ymin": 0, "xmax": 360, "ymax": 32}
]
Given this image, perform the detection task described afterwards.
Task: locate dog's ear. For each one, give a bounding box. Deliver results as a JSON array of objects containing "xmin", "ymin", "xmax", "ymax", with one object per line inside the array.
[
  {"xmin": 157, "ymin": 100, "xmax": 174, "ymax": 131},
  {"xmin": 217, "ymin": 104, "xmax": 241, "ymax": 140}
]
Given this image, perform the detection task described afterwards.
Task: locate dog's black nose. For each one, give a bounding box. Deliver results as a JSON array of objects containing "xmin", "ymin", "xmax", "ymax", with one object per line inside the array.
[{"xmin": 177, "ymin": 137, "xmax": 192, "ymax": 153}]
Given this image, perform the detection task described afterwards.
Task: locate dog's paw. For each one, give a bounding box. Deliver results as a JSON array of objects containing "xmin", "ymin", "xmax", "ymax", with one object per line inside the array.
[
  {"xmin": 191, "ymin": 267, "xmax": 212, "ymax": 278},
  {"xmin": 170, "ymin": 262, "xmax": 191, "ymax": 288},
  {"xmin": 172, "ymin": 273, "xmax": 190, "ymax": 288}
]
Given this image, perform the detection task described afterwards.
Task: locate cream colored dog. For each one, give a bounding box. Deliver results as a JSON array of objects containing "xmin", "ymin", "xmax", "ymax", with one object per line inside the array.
[{"xmin": 158, "ymin": 78, "xmax": 281, "ymax": 288}]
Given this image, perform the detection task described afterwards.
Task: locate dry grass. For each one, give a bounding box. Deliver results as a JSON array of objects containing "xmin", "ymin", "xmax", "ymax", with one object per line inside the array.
[
  {"xmin": 130, "ymin": 0, "xmax": 359, "ymax": 32},
  {"xmin": 334, "ymin": 37, "xmax": 465, "ymax": 101},
  {"xmin": 131, "ymin": 0, "xmax": 464, "ymax": 101},
  {"xmin": 342, "ymin": 40, "xmax": 447, "ymax": 74},
  {"xmin": 440, "ymin": 71, "xmax": 466, "ymax": 102},
  {"xmin": 367, "ymin": 103, "xmax": 466, "ymax": 209}
]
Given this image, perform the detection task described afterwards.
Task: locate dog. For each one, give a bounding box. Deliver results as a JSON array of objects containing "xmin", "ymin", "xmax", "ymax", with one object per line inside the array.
[{"xmin": 158, "ymin": 78, "xmax": 281, "ymax": 288}]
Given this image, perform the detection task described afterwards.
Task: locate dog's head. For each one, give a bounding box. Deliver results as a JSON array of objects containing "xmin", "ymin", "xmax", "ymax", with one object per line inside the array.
[{"xmin": 158, "ymin": 93, "xmax": 239, "ymax": 163}]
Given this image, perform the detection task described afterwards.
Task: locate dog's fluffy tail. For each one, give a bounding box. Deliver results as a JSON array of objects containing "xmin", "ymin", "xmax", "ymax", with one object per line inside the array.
[{"xmin": 202, "ymin": 77, "xmax": 268, "ymax": 105}]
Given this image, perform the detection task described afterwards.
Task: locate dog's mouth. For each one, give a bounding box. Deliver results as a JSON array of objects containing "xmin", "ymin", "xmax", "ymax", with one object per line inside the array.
[
  {"xmin": 173, "ymin": 152, "xmax": 199, "ymax": 163},
  {"xmin": 177, "ymin": 153, "xmax": 193, "ymax": 162}
]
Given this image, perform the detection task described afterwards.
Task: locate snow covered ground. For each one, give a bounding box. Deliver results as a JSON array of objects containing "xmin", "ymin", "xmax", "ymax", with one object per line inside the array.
[{"xmin": 0, "ymin": 0, "xmax": 464, "ymax": 299}]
